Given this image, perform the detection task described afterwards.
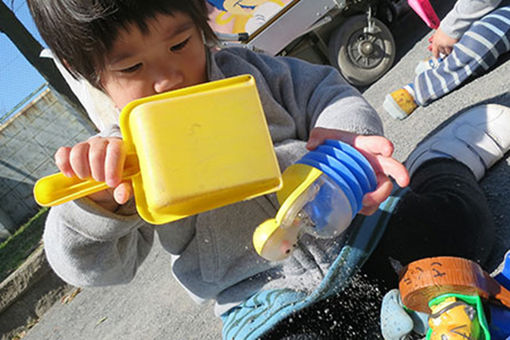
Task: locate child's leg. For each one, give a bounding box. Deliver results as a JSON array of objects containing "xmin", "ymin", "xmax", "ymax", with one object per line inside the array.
[
  {"xmin": 365, "ymin": 104, "xmax": 510, "ymax": 287},
  {"xmin": 414, "ymin": 6, "xmax": 510, "ymax": 106},
  {"xmin": 365, "ymin": 158, "xmax": 495, "ymax": 287},
  {"xmin": 376, "ymin": 161, "xmax": 495, "ymax": 339},
  {"xmin": 384, "ymin": 6, "xmax": 510, "ymax": 119}
]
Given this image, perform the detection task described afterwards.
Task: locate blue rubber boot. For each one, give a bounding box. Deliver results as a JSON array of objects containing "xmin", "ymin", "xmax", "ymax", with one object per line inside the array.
[
  {"xmin": 380, "ymin": 289, "xmax": 429, "ymax": 340},
  {"xmin": 490, "ymin": 250, "xmax": 510, "ymax": 339}
]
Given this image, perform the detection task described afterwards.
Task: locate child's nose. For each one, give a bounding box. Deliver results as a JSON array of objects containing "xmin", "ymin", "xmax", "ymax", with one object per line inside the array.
[{"xmin": 153, "ymin": 69, "xmax": 184, "ymax": 94}]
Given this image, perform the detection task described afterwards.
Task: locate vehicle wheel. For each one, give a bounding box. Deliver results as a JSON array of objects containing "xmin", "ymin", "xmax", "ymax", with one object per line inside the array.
[{"xmin": 328, "ymin": 15, "xmax": 396, "ymax": 86}]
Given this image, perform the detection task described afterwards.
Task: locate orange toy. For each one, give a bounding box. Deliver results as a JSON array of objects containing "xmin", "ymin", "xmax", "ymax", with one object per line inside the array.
[{"xmin": 399, "ymin": 256, "xmax": 510, "ymax": 314}]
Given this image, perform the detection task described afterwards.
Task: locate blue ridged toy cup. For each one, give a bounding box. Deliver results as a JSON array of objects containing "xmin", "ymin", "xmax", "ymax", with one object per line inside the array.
[
  {"xmin": 295, "ymin": 140, "xmax": 377, "ymax": 238},
  {"xmin": 253, "ymin": 140, "xmax": 378, "ymax": 261}
]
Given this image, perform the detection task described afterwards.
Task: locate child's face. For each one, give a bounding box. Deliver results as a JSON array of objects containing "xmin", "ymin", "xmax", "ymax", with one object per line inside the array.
[{"xmin": 100, "ymin": 12, "xmax": 208, "ymax": 109}]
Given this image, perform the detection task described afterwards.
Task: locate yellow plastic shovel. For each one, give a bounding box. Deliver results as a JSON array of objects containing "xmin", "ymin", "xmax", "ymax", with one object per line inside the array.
[{"xmin": 34, "ymin": 75, "xmax": 282, "ymax": 224}]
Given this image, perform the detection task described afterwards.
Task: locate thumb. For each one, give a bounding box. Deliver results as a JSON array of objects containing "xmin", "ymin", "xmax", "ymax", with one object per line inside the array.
[
  {"xmin": 306, "ymin": 136, "xmax": 322, "ymax": 150},
  {"xmin": 113, "ymin": 181, "xmax": 133, "ymax": 205}
]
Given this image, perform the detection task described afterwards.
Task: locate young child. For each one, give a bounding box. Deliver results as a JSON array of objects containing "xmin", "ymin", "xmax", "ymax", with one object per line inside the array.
[
  {"xmin": 27, "ymin": 0, "xmax": 509, "ymax": 338},
  {"xmin": 383, "ymin": 0, "xmax": 510, "ymax": 120}
]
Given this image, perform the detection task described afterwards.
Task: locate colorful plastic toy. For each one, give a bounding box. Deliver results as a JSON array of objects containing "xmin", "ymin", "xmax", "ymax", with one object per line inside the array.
[
  {"xmin": 399, "ymin": 256, "xmax": 510, "ymax": 340},
  {"xmin": 408, "ymin": 0, "xmax": 440, "ymax": 29},
  {"xmin": 33, "ymin": 75, "xmax": 282, "ymax": 224},
  {"xmin": 428, "ymin": 294, "xmax": 488, "ymax": 340},
  {"xmin": 253, "ymin": 140, "xmax": 377, "ymax": 261}
]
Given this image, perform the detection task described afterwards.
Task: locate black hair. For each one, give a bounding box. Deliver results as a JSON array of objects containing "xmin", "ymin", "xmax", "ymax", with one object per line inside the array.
[{"xmin": 27, "ymin": 0, "xmax": 216, "ymax": 88}]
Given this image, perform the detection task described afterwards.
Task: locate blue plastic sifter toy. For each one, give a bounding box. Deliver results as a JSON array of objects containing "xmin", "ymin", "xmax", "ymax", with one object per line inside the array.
[{"xmin": 253, "ymin": 140, "xmax": 377, "ymax": 261}]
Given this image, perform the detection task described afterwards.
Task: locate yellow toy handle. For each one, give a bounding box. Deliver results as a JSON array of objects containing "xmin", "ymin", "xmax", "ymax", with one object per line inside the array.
[{"xmin": 33, "ymin": 153, "xmax": 140, "ymax": 207}]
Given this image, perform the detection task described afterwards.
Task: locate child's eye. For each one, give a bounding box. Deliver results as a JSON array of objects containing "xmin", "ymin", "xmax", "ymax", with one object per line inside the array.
[
  {"xmin": 120, "ymin": 63, "xmax": 142, "ymax": 73},
  {"xmin": 170, "ymin": 38, "xmax": 190, "ymax": 52}
]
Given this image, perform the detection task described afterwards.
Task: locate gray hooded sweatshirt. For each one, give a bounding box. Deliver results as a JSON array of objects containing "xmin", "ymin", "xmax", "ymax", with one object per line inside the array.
[{"xmin": 42, "ymin": 47, "xmax": 383, "ymax": 316}]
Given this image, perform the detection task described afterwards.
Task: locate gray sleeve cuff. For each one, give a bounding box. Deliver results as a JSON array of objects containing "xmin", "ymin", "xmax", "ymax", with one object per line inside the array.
[
  {"xmin": 96, "ymin": 124, "xmax": 122, "ymax": 139},
  {"xmin": 43, "ymin": 198, "xmax": 154, "ymax": 287},
  {"xmin": 61, "ymin": 198, "xmax": 145, "ymax": 241},
  {"xmin": 314, "ymin": 98, "xmax": 384, "ymax": 136},
  {"xmin": 274, "ymin": 139, "xmax": 309, "ymax": 171}
]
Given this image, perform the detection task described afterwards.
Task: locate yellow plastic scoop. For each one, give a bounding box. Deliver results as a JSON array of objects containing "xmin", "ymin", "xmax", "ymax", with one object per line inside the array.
[{"xmin": 34, "ymin": 75, "xmax": 282, "ymax": 224}]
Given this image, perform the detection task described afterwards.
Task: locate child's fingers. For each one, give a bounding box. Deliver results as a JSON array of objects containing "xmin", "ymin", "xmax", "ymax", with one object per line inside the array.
[
  {"xmin": 55, "ymin": 146, "xmax": 74, "ymax": 177},
  {"xmin": 359, "ymin": 173, "xmax": 393, "ymax": 215},
  {"xmin": 113, "ymin": 182, "xmax": 133, "ymax": 205},
  {"xmin": 375, "ymin": 156, "xmax": 410, "ymax": 188},
  {"xmin": 353, "ymin": 135, "xmax": 394, "ymax": 157},
  {"xmin": 306, "ymin": 127, "xmax": 357, "ymax": 150},
  {"xmin": 104, "ymin": 138, "xmax": 126, "ymax": 188},
  {"xmin": 308, "ymin": 129, "xmax": 396, "ymax": 157},
  {"xmin": 359, "ymin": 202, "xmax": 379, "ymax": 216},
  {"xmin": 305, "ymin": 129, "xmax": 410, "ymax": 187},
  {"xmin": 69, "ymin": 142, "xmax": 91, "ymax": 179},
  {"xmin": 432, "ymin": 44, "xmax": 440, "ymax": 58},
  {"xmin": 88, "ymin": 137, "xmax": 108, "ymax": 182},
  {"xmin": 352, "ymin": 143, "xmax": 409, "ymax": 188}
]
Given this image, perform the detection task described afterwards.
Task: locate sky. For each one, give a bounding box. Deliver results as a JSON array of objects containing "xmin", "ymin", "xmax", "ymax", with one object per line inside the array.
[{"xmin": 0, "ymin": 0, "xmax": 46, "ymax": 118}]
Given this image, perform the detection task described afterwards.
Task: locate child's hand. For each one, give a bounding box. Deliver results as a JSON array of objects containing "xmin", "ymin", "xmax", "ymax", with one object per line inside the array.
[
  {"xmin": 54, "ymin": 137, "xmax": 132, "ymax": 211},
  {"xmin": 306, "ymin": 127, "xmax": 410, "ymax": 215},
  {"xmin": 428, "ymin": 28, "xmax": 458, "ymax": 58}
]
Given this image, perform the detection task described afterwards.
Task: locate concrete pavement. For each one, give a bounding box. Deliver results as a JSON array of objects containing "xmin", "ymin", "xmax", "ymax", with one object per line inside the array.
[
  {"xmin": 16, "ymin": 3, "xmax": 510, "ymax": 339},
  {"xmin": 22, "ymin": 240, "xmax": 223, "ymax": 340}
]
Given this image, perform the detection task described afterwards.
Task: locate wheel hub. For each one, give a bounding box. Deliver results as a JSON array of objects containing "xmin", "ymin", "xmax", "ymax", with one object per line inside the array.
[
  {"xmin": 359, "ymin": 41, "xmax": 374, "ymax": 56},
  {"xmin": 347, "ymin": 31, "xmax": 384, "ymax": 69}
]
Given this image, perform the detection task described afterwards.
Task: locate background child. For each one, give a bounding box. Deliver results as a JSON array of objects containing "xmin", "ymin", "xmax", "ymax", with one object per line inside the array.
[
  {"xmin": 26, "ymin": 0, "xmax": 508, "ymax": 338},
  {"xmin": 384, "ymin": 0, "xmax": 510, "ymax": 120}
]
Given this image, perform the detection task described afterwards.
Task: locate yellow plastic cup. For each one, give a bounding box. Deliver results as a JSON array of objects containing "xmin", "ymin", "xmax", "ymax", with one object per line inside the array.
[{"xmin": 34, "ymin": 75, "xmax": 282, "ymax": 224}]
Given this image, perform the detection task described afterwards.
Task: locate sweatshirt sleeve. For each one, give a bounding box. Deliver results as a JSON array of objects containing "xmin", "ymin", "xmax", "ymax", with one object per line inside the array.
[
  {"xmin": 43, "ymin": 198, "xmax": 154, "ymax": 287},
  {"xmin": 440, "ymin": 0, "xmax": 502, "ymax": 39},
  {"xmin": 214, "ymin": 48, "xmax": 384, "ymax": 141}
]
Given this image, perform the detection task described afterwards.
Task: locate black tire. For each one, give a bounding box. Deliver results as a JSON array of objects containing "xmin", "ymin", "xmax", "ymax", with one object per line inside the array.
[{"xmin": 328, "ymin": 15, "xmax": 396, "ymax": 86}]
